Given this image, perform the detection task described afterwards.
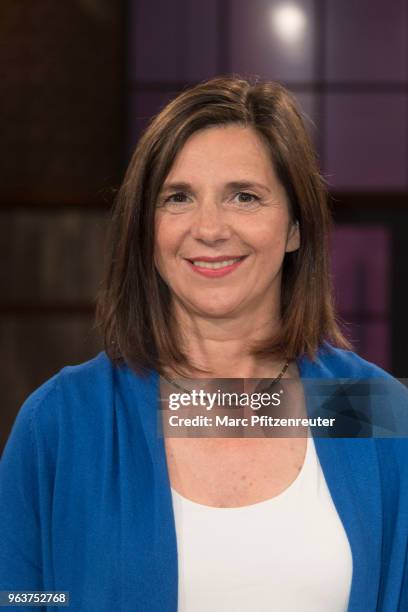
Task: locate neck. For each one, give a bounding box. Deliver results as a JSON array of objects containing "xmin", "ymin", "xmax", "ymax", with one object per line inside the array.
[{"xmin": 167, "ymin": 303, "xmax": 287, "ymax": 379}]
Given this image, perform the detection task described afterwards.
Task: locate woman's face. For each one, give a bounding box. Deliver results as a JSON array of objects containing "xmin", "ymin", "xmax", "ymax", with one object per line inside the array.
[{"xmin": 154, "ymin": 124, "xmax": 300, "ymax": 321}]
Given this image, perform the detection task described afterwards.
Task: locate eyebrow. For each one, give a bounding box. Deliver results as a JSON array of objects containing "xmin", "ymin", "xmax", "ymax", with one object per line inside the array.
[
  {"xmin": 160, "ymin": 182, "xmax": 192, "ymax": 194},
  {"xmin": 160, "ymin": 181, "xmax": 272, "ymax": 194}
]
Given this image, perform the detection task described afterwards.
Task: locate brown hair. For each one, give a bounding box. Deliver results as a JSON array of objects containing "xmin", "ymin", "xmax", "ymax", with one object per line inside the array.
[{"xmin": 95, "ymin": 76, "xmax": 350, "ymax": 378}]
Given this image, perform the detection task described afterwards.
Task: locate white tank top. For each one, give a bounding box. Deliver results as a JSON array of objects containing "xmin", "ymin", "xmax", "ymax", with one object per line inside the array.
[{"xmin": 170, "ymin": 435, "xmax": 353, "ymax": 612}]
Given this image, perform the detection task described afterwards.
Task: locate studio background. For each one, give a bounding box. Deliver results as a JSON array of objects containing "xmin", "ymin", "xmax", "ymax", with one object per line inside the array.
[{"xmin": 1, "ymin": 0, "xmax": 407, "ymax": 452}]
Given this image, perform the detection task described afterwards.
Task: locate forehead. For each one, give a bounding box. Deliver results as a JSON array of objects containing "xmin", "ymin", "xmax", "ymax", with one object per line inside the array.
[{"xmin": 164, "ymin": 125, "xmax": 280, "ymax": 186}]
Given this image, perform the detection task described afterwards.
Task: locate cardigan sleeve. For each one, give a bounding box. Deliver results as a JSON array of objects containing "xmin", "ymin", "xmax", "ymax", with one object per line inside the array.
[{"xmin": 0, "ymin": 379, "xmax": 58, "ymax": 609}]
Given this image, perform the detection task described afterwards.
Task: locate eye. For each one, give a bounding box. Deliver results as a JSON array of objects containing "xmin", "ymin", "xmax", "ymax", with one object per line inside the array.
[
  {"xmin": 157, "ymin": 191, "xmax": 193, "ymax": 210},
  {"xmin": 165, "ymin": 192, "xmax": 189, "ymax": 204},
  {"xmin": 232, "ymin": 192, "xmax": 261, "ymax": 206}
]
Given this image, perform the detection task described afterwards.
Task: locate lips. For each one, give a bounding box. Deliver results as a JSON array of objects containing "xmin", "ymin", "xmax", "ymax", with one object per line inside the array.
[{"xmin": 185, "ymin": 255, "xmax": 248, "ymax": 277}]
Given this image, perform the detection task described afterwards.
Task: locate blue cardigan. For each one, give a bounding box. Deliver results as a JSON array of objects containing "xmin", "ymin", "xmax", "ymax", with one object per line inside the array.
[{"xmin": 1, "ymin": 344, "xmax": 407, "ymax": 611}]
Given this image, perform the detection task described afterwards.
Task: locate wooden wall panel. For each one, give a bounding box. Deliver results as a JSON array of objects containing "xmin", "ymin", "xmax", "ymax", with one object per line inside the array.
[
  {"xmin": 0, "ymin": 0, "xmax": 123, "ymax": 198},
  {"xmin": 0, "ymin": 210, "xmax": 108, "ymax": 302},
  {"xmin": 1, "ymin": 1, "xmax": 124, "ymax": 452}
]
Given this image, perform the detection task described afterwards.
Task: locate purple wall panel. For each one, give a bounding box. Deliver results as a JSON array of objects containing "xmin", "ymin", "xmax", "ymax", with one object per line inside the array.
[
  {"xmin": 331, "ymin": 226, "xmax": 390, "ymax": 315},
  {"xmin": 229, "ymin": 0, "xmax": 316, "ymax": 82},
  {"xmin": 326, "ymin": 0, "xmax": 407, "ymax": 82},
  {"xmin": 325, "ymin": 93, "xmax": 407, "ymax": 190},
  {"xmin": 128, "ymin": 0, "xmax": 218, "ymax": 82},
  {"xmin": 127, "ymin": 90, "xmax": 179, "ymax": 157},
  {"xmin": 338, "ymin": 320, "xmax": 390, "ymax": 372},
  {"xmin": 331, "ymin": 225, "xmax": 391, "ymax": 369}
]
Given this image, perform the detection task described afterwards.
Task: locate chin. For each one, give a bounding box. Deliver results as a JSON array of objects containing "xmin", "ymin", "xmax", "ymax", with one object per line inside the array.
[{"xmin": 190, "ymin": 300, "xmax": 241, "ymax": 318}]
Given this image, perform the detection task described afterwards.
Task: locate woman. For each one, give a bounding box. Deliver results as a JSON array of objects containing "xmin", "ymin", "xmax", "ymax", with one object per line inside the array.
[{"xmin": 1, "ymin": 77, "xmax": 407, "ymax": 611}]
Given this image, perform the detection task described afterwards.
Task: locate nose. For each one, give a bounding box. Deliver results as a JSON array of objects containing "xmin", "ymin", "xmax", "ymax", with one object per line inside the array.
[{"xmin": 190, "ymin": 198, "xmax": 232, "ymax": 243}]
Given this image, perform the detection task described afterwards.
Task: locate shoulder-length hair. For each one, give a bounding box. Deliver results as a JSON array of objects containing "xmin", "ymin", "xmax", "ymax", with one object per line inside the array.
[{"xmin": 95, "ymin": 76, "xmax": 350, "ymax": 378}]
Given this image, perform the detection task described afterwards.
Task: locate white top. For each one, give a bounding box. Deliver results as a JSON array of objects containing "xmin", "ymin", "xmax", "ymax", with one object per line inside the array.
[{"xmin": 171, "ymin": 435, "xmax": 353, "ymax": 612}]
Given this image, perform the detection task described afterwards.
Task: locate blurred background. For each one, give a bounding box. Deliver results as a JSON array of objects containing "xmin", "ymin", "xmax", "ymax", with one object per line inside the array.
[{"xmin": 1, "ymin": 0, "xmax": 408, "ymax": 451}]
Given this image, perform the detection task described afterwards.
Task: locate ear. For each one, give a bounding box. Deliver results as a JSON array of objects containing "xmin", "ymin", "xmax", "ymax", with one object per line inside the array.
[{"xmin": 285, "ymin": 219, "xmax": 300, "ymax": 253}]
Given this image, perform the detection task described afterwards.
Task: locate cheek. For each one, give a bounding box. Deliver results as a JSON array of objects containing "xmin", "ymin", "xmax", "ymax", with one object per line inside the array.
[{"xmin": 252, "ymin": 225, "xmax": 288, "ymax": 256}]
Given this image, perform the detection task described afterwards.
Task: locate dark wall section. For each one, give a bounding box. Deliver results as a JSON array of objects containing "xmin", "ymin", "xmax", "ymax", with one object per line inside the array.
[{"xmin": 1, "ymin": 1, "xmax": 124, "ymax": 452}]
